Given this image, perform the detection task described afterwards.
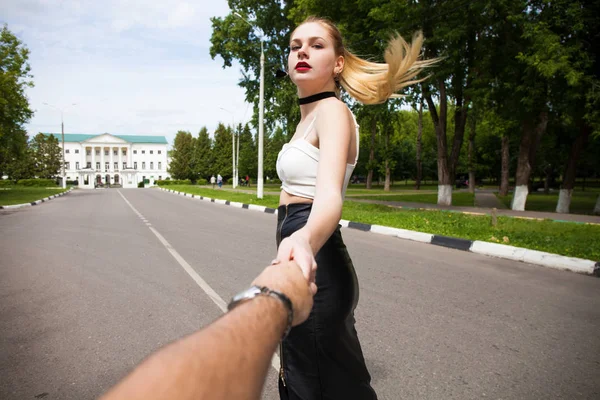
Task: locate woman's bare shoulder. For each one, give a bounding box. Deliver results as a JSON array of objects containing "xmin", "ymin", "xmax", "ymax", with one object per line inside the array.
[{"xmin": 315, "ymin": 99, "xmax": 353, "ymax": 134}]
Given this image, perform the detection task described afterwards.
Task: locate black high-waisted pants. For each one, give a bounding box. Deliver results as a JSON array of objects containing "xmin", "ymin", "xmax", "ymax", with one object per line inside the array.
[{"xmin": 276, "ymin": 203, "xmax": 377, "ymax": 400}]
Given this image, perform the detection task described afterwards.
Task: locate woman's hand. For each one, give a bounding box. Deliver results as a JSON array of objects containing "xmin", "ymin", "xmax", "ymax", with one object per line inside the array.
[{"xmin": 273, "ymin": 233, "xmax": 317, "ymax": 295}]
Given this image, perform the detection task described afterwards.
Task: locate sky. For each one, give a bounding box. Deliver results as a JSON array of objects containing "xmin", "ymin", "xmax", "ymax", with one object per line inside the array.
[{"xmin": 2, "ymin": 0, "xmax": 252, "ymax": 147}]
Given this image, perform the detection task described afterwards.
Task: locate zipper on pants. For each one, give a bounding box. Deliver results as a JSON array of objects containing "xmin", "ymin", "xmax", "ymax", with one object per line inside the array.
[{"xmin": 277, "ymin": 204, "xmax": 289, "ymax": 387}]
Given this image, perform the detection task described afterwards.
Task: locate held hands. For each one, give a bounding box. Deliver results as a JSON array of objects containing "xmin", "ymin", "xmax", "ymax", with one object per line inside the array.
[
  {"xmin": 272, "ymin": 233, "xmax": 317, "ymax": 296},
  {"xmin": 252, "ymin": 261, "xmax": 314, "ymax": 326}
]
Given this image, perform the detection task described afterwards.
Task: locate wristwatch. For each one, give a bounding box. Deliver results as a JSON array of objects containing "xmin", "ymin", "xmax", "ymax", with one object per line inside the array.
[{"xmin": 228, "ymin": 285, "xmax": 294, "ymax": 339}]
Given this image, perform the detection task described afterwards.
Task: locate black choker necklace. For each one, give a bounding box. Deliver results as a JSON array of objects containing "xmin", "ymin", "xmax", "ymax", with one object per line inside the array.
[{"xmin": 298, "ymin": 91, "xmax": 336, "ymax": 105}]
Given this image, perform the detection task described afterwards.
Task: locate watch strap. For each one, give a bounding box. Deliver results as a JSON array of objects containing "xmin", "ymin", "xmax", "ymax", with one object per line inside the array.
[{"xmin": 228, "ymin": 285, "xmax": 294, "ymax": 339}]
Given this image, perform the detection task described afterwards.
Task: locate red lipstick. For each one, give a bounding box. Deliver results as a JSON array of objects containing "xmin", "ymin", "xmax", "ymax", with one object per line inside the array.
[{"xmin": 295, "ymin": 61, "xmax": 311, "ymax": 72}]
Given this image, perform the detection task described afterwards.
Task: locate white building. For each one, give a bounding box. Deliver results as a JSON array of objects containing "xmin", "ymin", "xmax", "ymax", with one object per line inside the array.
[{"xmin": 44, "ymin": 133, "xmax": 171, "ymax": 189}]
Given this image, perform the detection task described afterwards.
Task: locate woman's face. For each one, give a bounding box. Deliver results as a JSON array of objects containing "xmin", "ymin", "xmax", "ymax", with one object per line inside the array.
[{"xmin": 288, "ymin": 22, "xmax": 342, "ymax": 93}]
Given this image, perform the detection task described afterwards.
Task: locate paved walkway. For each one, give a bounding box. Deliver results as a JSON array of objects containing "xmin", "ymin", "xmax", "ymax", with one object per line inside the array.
[{"xmin": 218, "ymin": 187, "xmax": 600, "ymax": 224}]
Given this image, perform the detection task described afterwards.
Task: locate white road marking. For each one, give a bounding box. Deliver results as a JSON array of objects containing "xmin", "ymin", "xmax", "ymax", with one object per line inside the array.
[{"xmin": 117, "ymin": 190, "xmax": 281, "ymax": 371}]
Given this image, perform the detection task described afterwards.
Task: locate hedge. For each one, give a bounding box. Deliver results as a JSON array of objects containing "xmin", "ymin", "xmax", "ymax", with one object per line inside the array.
[
  {"xmin": 16, "ymin": 179, "xmax": 57, "ymax": 187},
  {"xmin": 0, "ymin": 180, "xmax": 14, "ymax": 187},
  {"xmin": 157, "ymin": 179, "xmax": 191, "ymax": 186}
]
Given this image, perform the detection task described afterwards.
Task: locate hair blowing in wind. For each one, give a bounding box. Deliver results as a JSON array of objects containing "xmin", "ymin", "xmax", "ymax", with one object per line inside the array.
[{"xmin": 302, "ymin": 17, "xmax": 438, "ymax": 105}]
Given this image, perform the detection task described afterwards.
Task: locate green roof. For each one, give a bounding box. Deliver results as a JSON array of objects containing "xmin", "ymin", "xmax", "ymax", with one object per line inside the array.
[{"xmin": 42, "ymin": 133, "xmax": 168, "ymax": 144}]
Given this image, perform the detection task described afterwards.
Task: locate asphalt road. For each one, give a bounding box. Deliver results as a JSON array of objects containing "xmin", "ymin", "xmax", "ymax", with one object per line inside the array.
[{"xmin": 1, "ymin": 188, "xmax": 598, "ymax": 400}]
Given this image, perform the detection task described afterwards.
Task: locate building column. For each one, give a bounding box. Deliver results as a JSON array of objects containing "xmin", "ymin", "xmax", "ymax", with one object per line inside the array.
[
  {"xmin": 91, "ymin": 146, "xmax": 95, "ymax": 171},
  {"xmin": 119, "ymin": 147, "xmax": 123, "ymax": 171}
]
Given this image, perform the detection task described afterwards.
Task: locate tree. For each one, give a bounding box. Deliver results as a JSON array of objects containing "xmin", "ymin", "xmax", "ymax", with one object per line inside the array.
[
  {"xmin": 29, "ymin": 133, "xmax": 61, "ymax": 179},
  {"xmin": 4, "ymin": 130, "xmax": 34, "ymax": 181},
  {"xmin": 0, "ymin": 24, "xmax": 34, "ymax": 177},
  {"xmin": 192, "ymin": 127, "xmax": 213, "ymax": 181},
  {"xmin": 264, "ymin": 126, "xmax": 286, "ymax": 180},
  {"xmin": 169, "ymin": 131, "xmax": 195, "ymax": 180},
  {"xmin": 237, "ymin": 123, "xmax": 257, "ymax": 179},
  {"xmin": 211, "ymin": 123, "xmax": 233, "ymax": 179}
]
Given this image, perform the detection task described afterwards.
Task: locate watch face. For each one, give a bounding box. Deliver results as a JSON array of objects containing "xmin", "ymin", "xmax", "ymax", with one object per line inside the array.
[{"xmin": 233, "ymin": 286, "xmax": 262, "ymax": 303}]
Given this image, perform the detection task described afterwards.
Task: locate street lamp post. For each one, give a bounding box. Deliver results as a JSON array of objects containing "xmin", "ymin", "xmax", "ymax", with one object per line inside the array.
[
  {"xmin": 234, "ymin": 12, "xmax": 265, "ymax": 199},
  {"xmin": 43, "ymin": 102, "xmax": 77, "ymax": 189}
]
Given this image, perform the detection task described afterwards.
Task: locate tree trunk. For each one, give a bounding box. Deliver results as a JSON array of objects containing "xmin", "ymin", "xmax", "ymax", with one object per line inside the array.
[
  {"xmin": 499, "ymin": 135, "xmax": 510, "ymax": 196},
  {"xmin": 415, "ymin": 98, "xmax": 423, "ymax": 190},
  {"xmin": 424, "ymin": 81, "xmax": 452, "ymax": 206},
  {"xmin": 366, "ymin": 117, "xmax": 376, "ymax": 189},
  {"xmin": 512, "ymin": 111, "xmax": 548, "ymax": 211},
  {"xmin": 468, "ymin": 115, "xmax": 476, "ymax": 193},
  {"xmin": 544, "ymin": 166, "xmax": 551, "ymax": 195},
  {"xmin": 556, "ymin": 125, "xmax": 590, "ymax": 213},
  {"xmin": 384, "ymin": 160, "xmax": 391, "ymax": 191},
  {"xmin": 594, "ymin": 194, "xmax": 600, "ymax": 215}
]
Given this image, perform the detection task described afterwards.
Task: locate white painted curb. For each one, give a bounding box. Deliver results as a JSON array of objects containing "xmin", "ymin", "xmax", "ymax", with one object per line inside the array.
[
  {"xmin": 370, "ymin": 225, "xmax": 433, "ymax": 243},
  {"xmin": 470, "ymin": 241, "xmax": 595, "ymax": 274},
  {"xmin": 0, "ymin": 188, "xmax": 73, "ymax": 210}
]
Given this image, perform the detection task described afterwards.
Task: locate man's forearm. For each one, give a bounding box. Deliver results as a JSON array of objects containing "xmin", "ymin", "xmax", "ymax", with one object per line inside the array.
[{"xmin": 101, "ymin": 296, "xmax": 287, "ymax": 400}]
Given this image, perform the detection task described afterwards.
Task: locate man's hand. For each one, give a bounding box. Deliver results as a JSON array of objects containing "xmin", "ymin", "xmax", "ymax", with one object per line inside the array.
[{"xmin": 252, "ymin": 261, "xmax": 315, "ymax": 326}]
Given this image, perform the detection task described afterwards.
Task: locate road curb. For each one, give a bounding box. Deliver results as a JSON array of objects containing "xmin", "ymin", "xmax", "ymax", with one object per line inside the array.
[
  {"xmin": 0, "ymin": 188, "xmax": 74, "ymax": 210},
  {"xmin": 159, "ymin": 188, "xmax": 599, "ymax": 276}
]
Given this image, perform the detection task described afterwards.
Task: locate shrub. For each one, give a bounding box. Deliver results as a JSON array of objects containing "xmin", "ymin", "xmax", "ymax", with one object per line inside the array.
[
  {"xmin": 157, "ymin": 179, "xmax": 191, "ymax": 186},
  {"xmin": 66, "ymin": 180, "xmax": 79, "ymax": 185},
  {"xmin": 227, "ymin": 178, "xmax": 234, "ymax": 184},
  {"xmin": 196, "ymin": 178, "xmax": 208, "ymax": 185},
  {"xmin": 17, "ymin": 179, "xmax": 57, "ymax": 187},
  {"xmin": 269, "ymin": 178, "xmax": 281, "ymax": 184},
  {"xmin": 156, "ymin": 180, "xmax": 170, "ymax": 186},
  {"xmin": 138, "ymin": 181, "xmax": 145, "ymax": 188},
  {"xmin": 0, "ymin": 180, "xmax": 14, "ymax": 187}
]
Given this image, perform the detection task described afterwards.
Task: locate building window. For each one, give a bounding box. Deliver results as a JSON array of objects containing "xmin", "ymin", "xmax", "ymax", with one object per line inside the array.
[
  {"xmin": 142, "ymin": 162, "xmax": 146, "ymax": 169},
  {"xmin": 150, "ymin": 150, "xmax": 153, "ymax": 154},
  {"xmin": 96, "ymin": 162, "xmax": 100, "ymax": 170},
  {"xmin": 87, "ymin": 162, "xmax": 91, "ymax": 168},
  {"xmin": 159, "ymin": 175, "xmax": 162, "ymax": 180},
  {"xmin": 112, "ymin": 150, "xmax": 117, "ymax": 156},
  {"xmin": 65, "ymin": 149, "xmax": 70, "ymax": 154},
  {"xmin": 123, "ymin": 162, "xmax": 127, "ymax": 170},
  {"xmin": 105, "ymin": 162, "xmax": 109, "ymax": 171},
  {"xmin": 133, "ymin": 150, "xmax": 137, "ymax": 154},
  {"xmin": 134, "ymin": 162, "xmax": 138, "ymax": 169},
  {"xmin": 104, "ymin": 150, "xmax": 109, "ymax": 156},
  {"xmin": 122, "ymin": 150, "xmax": 127, "ymax": 156},
  {"xmin": 142, "ymin": 150, "xmax": 146, "ymax": 154},
  {"xmin": 158, "ymin": 150, "xmax": 162, "ymax": 154},
  {"xmin": 114, "ymin": 162, "xmax": 118, "ymax": 170},
  {"xmin": 76, "ymin": 162, "xmax": 80, "ymax": 170},
  {"xmin": 150, "ymin": 162, "xmax": 153, "ymax": 170},
  {"xmin": 65, "ymin": 162, "xmax": 70, "ymax": 169},
  {"xmin": 75, "ymin": 149, "xmax": 79, "ymax": 154},
  {"xmin": 158, "ymin": 162, "xmax": 162, "ymax": 170},
  {"xmin": 96, "ymin": 150, "xmax": 100, "ymax": 156},
  {"xmin": 87, "ymin": 150, "xmax": 91, "ymax": 156}
]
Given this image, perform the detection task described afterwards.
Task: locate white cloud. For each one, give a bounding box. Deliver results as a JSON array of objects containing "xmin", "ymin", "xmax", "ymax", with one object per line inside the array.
[{"xmin": 2, "ymin": 0, "xmax": 253, "ymax": 147}]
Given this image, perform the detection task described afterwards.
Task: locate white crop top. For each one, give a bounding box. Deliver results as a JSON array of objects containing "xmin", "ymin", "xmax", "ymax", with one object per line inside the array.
[{"xmin": 275, "ymin": 111, "xmax": 359, "ymax": 200}]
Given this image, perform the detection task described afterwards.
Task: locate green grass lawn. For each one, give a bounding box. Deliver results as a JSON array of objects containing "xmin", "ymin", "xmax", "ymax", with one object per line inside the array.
[
  {"xmin": 497, "ymin": 192, "xmax": 598, "ymax": 215},
  {"xmin": 0, "ymin": 187, "xmax": 68, "ymax": 205},
  {"xmin": 351, "ymin": 192, "xmax": 475, "ymax": 206},
  {"xmin": 162, "ymin": 185, "xmax": 599, "ymax": 261}
]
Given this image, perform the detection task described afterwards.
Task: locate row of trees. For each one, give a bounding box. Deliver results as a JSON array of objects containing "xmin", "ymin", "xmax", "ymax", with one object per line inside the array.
[
  {"xmin": 3, "ymin": 133, "xmax": 62, "ymax": 181},
  {"xmin": 169, "ymin": 123, "xmax": 258, "ymax": 182},
  {"xmin": 208, "ymin": 0, "xmax": 599, "ymax": 213},
  {"xmin": 1, "ymin": 24, "xmax": 35, "ymax": 180}
]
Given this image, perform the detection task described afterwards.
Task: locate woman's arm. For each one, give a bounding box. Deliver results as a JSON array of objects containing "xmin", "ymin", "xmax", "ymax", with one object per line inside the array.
[{"xmin": 276, "ymin": 101, "xmax": 354, "ymax": 269}]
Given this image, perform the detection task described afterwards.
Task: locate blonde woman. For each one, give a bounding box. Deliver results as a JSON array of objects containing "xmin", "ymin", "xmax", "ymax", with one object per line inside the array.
[{"xmin": 273, "ymin": 16, "xmax": 435, "ymax": 399}]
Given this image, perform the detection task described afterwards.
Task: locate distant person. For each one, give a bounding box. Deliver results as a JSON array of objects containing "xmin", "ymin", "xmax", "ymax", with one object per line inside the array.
[
  {"xmin": 272, "ymin": 16, "xmax": 436, "ymax": 399},
  {"xmin": 217, "ymin": 174, "xmax": 223, "ymax": 189},
  {"xmin": 245, "ymin": 175, "xmax": 250, "ymax": 187},
  {"xmin": 210, "ymin": 175, "xmax": 216, "ymax": 189}
]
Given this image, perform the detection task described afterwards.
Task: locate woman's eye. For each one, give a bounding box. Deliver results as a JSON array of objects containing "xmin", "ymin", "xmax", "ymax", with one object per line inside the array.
[
  {"xmin": 290, "ymin": 45, "xmax": 300, "ymax": 51},
  {"xmin": 313, "ymin": 44, "xmax": 323, "ymax": 49}
]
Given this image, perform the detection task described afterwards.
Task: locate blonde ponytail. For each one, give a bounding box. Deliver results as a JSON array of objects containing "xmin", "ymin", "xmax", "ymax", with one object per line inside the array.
[
  {"xmin": 300, "ymin": 17, "xmax": 437, "ymax": 105},
  {"xmin": 341, "ymin": 32, "xmax": 436, "ymax": 105}
]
